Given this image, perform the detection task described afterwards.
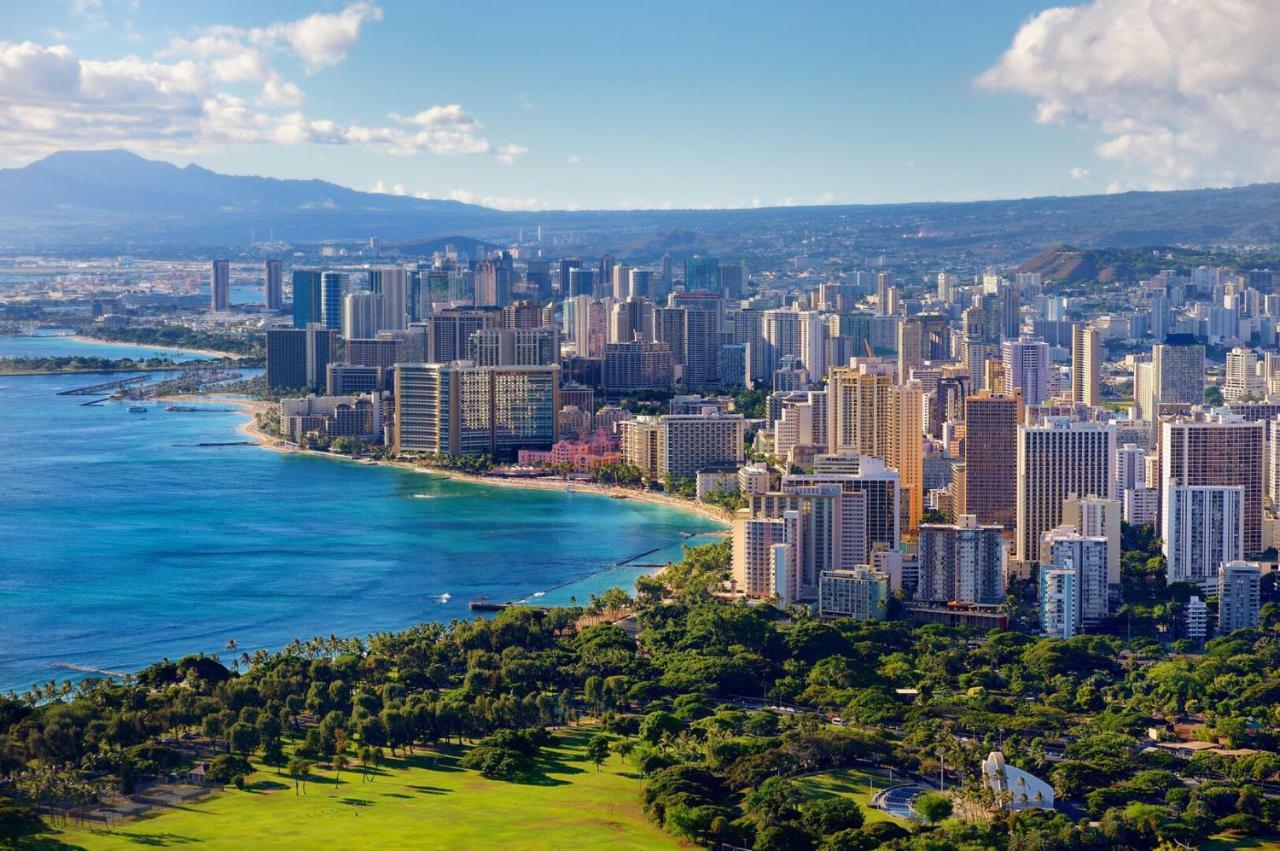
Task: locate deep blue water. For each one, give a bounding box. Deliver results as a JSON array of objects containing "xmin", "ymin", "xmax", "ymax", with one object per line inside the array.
[{"xmin": 0, "ymin": 336, "xmax": 722, "ymax": 692}]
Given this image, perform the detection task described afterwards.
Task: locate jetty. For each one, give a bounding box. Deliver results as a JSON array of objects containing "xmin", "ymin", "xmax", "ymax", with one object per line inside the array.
[
  {"xmin": 57, "ymin": 375, "xmax": 152, "ymax": 396},
  {"xmin": 51, "ymin": 661, "xmax": 131, "ymax": 679}
]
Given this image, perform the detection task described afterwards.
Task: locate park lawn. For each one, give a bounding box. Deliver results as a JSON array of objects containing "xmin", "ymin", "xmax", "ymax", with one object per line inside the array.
[
  {"xmin": 44, "ymin": 730, "xmax": 685, "ymax": 851},
  {"xmin": 793, "ymin": 766, "xmax": 910, "ymax": 826},
  {"xmin": 1204, "ymin": 835, "xmax": 1280, "ymax": 851}
]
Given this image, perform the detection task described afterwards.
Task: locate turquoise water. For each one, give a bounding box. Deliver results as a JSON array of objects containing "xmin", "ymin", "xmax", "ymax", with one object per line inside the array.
[
  {"xmin": 0, "ymin": 337, "xmax": 723, "ymax": 692},
  {"xmin": 0, "ymin": 331, "xmax": 212, "ymax": 363}
]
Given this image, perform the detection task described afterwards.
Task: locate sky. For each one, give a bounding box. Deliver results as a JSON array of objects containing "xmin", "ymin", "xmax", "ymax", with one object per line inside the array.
[{"xmin": 2, "ymin": 0, "xmax": 1278, "ymax": 210}]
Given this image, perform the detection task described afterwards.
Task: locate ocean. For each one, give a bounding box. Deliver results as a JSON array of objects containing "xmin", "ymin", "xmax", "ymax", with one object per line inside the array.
[{"xmin": 0, "ymin": 334, "xmax": 724, "ymax": 692}]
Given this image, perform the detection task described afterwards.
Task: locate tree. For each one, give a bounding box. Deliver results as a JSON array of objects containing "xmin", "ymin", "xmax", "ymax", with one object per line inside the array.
[
  {"xmin": 914, "ymin": 792, "xmax": 953, "ymax": 824},
  {"xmin": 743, "ymin": 776, "xmax": 802, "ymax": 828},
  {"xmin": 288, "ymin": 757, "xmax": 313, "ymax": 796},
  {"xmin": 803, "ymin": 797, "xmax": 864, "ymax": 835},
  {"xmin": 586, "ymin": 734, "xmax": 611, "ymax": 772}
]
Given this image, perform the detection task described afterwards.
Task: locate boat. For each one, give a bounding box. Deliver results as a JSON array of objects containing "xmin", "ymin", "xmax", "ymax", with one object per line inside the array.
[
  {"xmin": 127, "ymin": 405, "xmax": 147, "ymax": 413},
  {"xmin": 165, "ymin": 405, "xmax": 198, "ymax": 412}
]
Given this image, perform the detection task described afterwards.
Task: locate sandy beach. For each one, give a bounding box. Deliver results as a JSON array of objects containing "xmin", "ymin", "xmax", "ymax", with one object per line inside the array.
[
  {"xmin": 69, "ymin": 334, "xmax": 244, "ymax": 361},
  {"xmin": 231, "ymin": 402, "xmax": 734, "ymax": 526}
]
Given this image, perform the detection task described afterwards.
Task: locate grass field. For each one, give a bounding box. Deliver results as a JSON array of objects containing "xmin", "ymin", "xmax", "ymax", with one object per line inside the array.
[
  {"xmin": 33, "ymin": 731, "xmax": 686, "ymax": 850},
  {"xmin": 793, "ymin": 766, "xmax": 910, "ymax": 825}
]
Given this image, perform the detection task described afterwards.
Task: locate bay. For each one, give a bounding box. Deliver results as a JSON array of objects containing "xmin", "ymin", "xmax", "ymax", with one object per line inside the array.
[{"xmin": 0, "ymin": 336, "xmax": 723, "ymax": 692}]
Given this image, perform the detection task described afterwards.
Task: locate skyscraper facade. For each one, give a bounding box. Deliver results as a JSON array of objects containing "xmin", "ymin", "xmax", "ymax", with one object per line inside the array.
[
  {"xmin": 264, "ymin": 259, "xmax": 283, "ymax": 311},
  {"xmin": 211, "ymin": 259, "xmax": 230, "ymax": 312}
]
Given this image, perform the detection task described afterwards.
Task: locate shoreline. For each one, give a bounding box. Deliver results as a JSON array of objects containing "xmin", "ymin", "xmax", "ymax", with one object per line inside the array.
[
  {"xmin": 227, "ymin": 401, "xmax": 733, "ymax": 527},
  {"xmin": 67, "ymin": 334, "xmax": 244, "ymax": 361}
]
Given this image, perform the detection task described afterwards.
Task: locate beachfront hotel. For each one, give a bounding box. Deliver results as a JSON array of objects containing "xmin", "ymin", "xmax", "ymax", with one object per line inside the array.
[{"xmin": 393, "ymin": 361, "xmax": 560, "ymax": 457}]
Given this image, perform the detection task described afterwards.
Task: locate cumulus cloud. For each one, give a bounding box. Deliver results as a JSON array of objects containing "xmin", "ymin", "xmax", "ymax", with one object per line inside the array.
[
  {"xmin": 978, "ymin": 0, "xmax": 1280, "ymax": 189},
  {"xmin": 0, "ymin": 9, "xmax": 524, "ymax": 164},
  {"xmin": 448, "ymin": 188, "xmax": 544, "ymax": 211},
  {"xmin": 1069, "ymin": 166, "xmax": 1091, "ymax": 180},
  {"xmin": 250, "ymin": 2, "xmax": 383, "ymax": 73},
  {"xmin": 564, "ymin": 154, "xmax": 581, "ymax": 165}
]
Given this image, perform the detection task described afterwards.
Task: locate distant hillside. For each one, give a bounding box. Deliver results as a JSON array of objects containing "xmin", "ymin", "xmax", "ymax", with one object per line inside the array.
[
  {"xmin": 1017, "ymin": 244, "xmax": 1280, "ymax": 285},
  {"xmin": 7, "ymin": 150, "xmax": 1280, "ymax": 255},
  {"xmin": 0, "ymin": 149, "xmax": 498, "ymax": 248}
]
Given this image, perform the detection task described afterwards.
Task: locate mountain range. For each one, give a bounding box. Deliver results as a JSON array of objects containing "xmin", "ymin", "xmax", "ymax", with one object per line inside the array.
[{"xmin": 5, "ymin": 149, "xmax": 1280, "ymax": 258}]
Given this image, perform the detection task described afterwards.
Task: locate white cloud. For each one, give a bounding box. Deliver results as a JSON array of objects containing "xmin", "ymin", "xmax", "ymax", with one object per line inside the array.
[
  {"xmin": 517, "ymin": 92, "xmax": 539, "ymax": 111},
  {"xmin": 495, "ymin": 143, "xmax": 527, "ymax": 165},
  {"xmin": 0, "ymin": 31, "xmax": 516, "ymax": 164},
  {"xmin": 1069, "ymin": 166, "xmax": 1091, "ymax": 180},
  {"xmin": 251, "ymin": 2, "xmax": 383, "ymax": 73},
  {"xmin": 448, "ymin": 188, "xmax": 544, "ymax": 210},
  {"xmin": 372, "ymin": 180, "xmax": 406, "ymax": 195},
  {"xmin": 258, "ymin": 78, "xmax": 303, "ymax": 108},
  {"xmin": 564, "ymin": 154, "xmax": 581, "ymax": 165},
  {"xmin": 978, "ymin": 0, "xmax": 1280, "ymax": 189}
]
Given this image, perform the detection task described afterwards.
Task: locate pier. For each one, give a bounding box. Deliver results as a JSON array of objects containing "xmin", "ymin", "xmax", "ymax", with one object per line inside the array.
[{"xmin": 57, "ymin": 375, "xmax": 152, "ymax": 396}]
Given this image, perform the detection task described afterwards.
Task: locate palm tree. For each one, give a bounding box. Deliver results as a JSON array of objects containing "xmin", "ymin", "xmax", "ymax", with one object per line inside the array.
[{"xmin": 287, "ymin": 757, "xmax": 312, "ymax": 796}]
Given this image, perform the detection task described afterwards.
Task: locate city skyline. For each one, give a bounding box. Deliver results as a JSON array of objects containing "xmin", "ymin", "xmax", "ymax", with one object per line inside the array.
[{"xmin": 6, "ymin": 0, "xmax": 1280, "ymax": 210}]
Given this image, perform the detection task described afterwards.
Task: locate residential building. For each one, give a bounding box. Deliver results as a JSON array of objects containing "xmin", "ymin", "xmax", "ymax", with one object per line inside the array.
[
  {"xmin": 264, "ymin": 259, "xmax": 283, "ymax": 310},
  {"xmin": 961, "ymin": 392, "xmax": 1023, "ymax": 529},
  {"xmin": 1218, "ymin": 561, "xmax": 1262, "ymax": 633},
  {"xmin": 1161, "ymin": 415, "xmax": 1264, "ymax": 555},
  {"xmin": 915, "ymin": 515, "xmax": 1006, "ymax": 604},
  {"xmin": 1071, "ymin": 324, "xmax": 1102, "ymax": 406},
  {"xmin": 818, "ymin": 567, "xmax": 890, "ymax": 621},
  {"xmin": 1016, "ymin": 419, "xmax": 1114, "ymax": 562},
  {"xmin": 265, "ymin": 325, "xmax": 337, "ymax": 392},
  {"xmin": 1163, "ymin": 484, "xmax": 1244, "ymax": 593}
]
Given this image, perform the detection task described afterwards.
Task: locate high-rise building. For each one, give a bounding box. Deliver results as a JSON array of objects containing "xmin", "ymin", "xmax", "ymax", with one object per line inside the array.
[
  {"xmin": 1016, "ymin": 419, "xmax": 1114, "ymax": 562},
  {"xmin": 818, "ymin": 567, "xmax": 890, "ymax": 621},
  {"xmin": 346, "ymin": 337, "xmax": 403, "ymax": 372},
  {"xmin": 684, "ymin": 256, "xmax": 719, "ymax": 291},
  {"xmin": 320, "ymin": 272, "xmax": 346, "ymax": 331},
  {"xmin": 468, "ymin": 327, "xmax": 558, "ymax": 366},
  {"xmin": 1161, "ymin": 415, "xmax": 1264, "ymax": 555},
  {"xmin": 1071, "ymin": 324, "xmax": 1102, "ymax": 407},
  {"xmin": 368, "ymin": 267, "xmax": 411, "ymax": 331},
  {"xmin": 609, "ymin": 297, "xmax": 654, "ymax": 344},
  {"xmin": 1062, "ymin": 494, "xmax": 1122, "ymax": 595},
  {"xmin": 559, "ymin": 258, "xmax": 582, "ymax": 296},
  {"xmin": 1002, "ymin": 337, "xmax": 1051, "ymax": 405},
  {"xmin": 598, "ymin": 255, "xmax": 616, "ymax": 296},
  {"xmin": 961, "ymin": 392, "xmax": 1023, "ymax": 529},
  {"xmin": 1040, "ymin": 529, "xmax": 1109, "ymax": 636},
  {"xmin": 1152, "ymin": 334, "xmax": 1205, "ymax": 407},
  {"xmin": 1224, "ymin": 347, "xmax": 1264, "ymax": 403},
  {"xmin": 897, "ymin": 319, "xmax": 924, "ymax": 381},
  {"xmin": 620, "ymin": 411, "xmax": 745, "ymax": 479},
  {"xmin": 763, "ymin": 309, "xmax": 826, "ymax": 378},
  {"xmin": 292, "ymin": 270, "xmax": 323, "ymax": 328},
  {"xmin": 1218, "ymin": 561, "xmax": 1262, "ymax": 633},
  {"xmin": 1163, "ymin": 484, "xmax": 1243, "ymax": 593},
  {"xmin": 428, "ymin": 309, "xmax": 495, "ymax": 363},
  {"xmin": 916, "ymin": 515, "xmax": 1006, "ymax": 604},
  {"xmin": 343, "ymin": 292, "xmax": 384, "ymax": 340},
  {"xmin": 394, "ymin": 362, "xmax": 560, "ymax": 456},
  {"xmin": 1040, "ymin": 568, "xmax": 1078, "ymax": 639},
  {"xmin": 937, "ymin": 272, "xmax": 958, "ymax": 303},
  {"xmin": 210, "ymin": 259, "xmax": 230, "ymax": 312},
  {"xmin": 264, "ymin": 260, "xmax": 283, "ymax": 311},
  {"xmin": 676, "ymin": 295, "xmax": 723, "ymax": 390},
  {"xmin": 567, "ymin": 267, "xmax": 595, "ymax": 298},
  {"xmin": 824, "ymin": 358, "xmax": 922, "ymax": 531},
  {"xmin": 603, "ymin": 340, "xmax": 675, "ymax": 390},
  {"xmin": 326, "ymin": 363, "xmax": 381, "ymax": 395},
  {"xmin": 266, "ymin": 325, "xmax": 338, "ymax": 392}
]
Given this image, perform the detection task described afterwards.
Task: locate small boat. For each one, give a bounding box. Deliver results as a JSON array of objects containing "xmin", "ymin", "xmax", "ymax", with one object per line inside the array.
[
  {"xmin": 165, "ymin": 405, "xmax": 198, "ymax": 412},
  {"xmin": 428, "ymin": 592, "xmax": 451, "ymax": 603},
  {"xmin": 128, "ymin": 405, "xmax": 147, "ymax": 413}
]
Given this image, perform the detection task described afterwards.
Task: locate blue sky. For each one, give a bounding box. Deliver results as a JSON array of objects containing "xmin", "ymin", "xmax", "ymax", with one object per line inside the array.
[{"xmin": 2, "ymin": 1, "xmax": 1272, "ymax": 209}]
